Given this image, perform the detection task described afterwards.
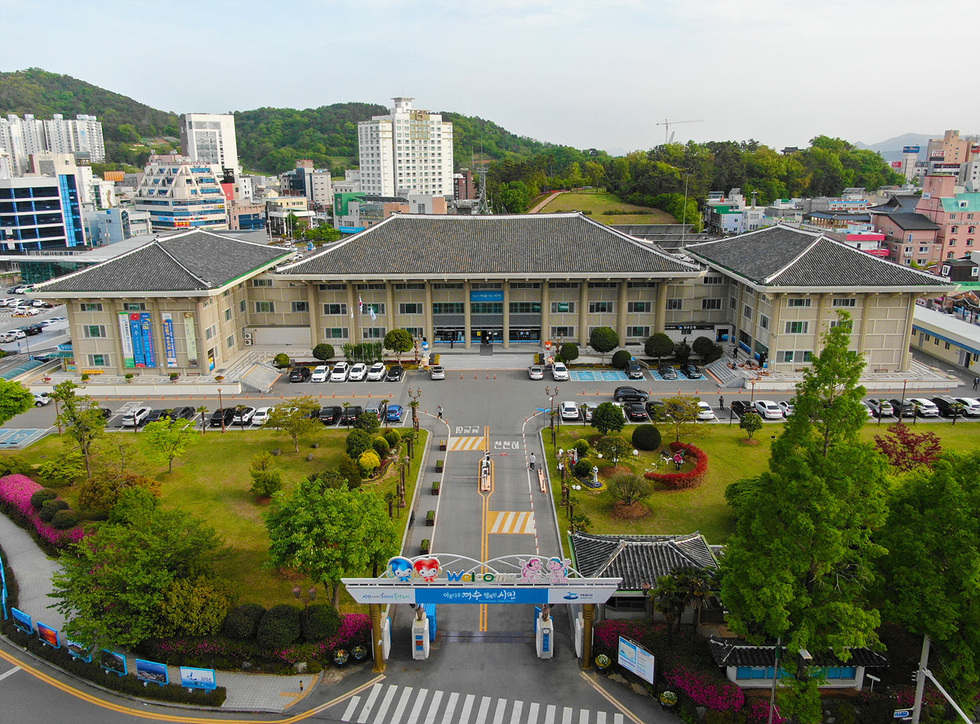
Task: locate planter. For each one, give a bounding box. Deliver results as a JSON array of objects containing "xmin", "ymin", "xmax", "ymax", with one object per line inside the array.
[
  {"xmin": 420, "ymin": 539, "xmax": 430, "ymax": 554},
  {"xmin": 594, "ymin": 654, "xmax": 612, "ymax": 675},
  {"xmin": 439, "ymin": 440, "xmax": 447, "ymax": 451},
  {"xmin": 425, "ymin": 510, "xmax": 435, "ymax": 526},
  {"xmin": 351, "ymin": 645, "xmax": 367, "ymax": 662},
  {"xmin": 431, "ymin": 482, "xmax": 440, "ymax": 496},
  {"xmin": 435, "ymin": 460, "xmax": 444, "ymax": 473},
  {"xmin": 331, "ymin": 649, "xmax": 349, "ymax": 668}
]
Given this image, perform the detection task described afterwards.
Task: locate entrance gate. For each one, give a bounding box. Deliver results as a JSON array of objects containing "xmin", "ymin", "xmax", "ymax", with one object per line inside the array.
[{"xmin": 343, "ymin": 553, "xmax": 622, "ymax": 673}]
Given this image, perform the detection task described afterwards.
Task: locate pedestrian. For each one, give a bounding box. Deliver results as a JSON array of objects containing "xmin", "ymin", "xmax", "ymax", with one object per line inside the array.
[
  {"xmin": 450, "ymin": 339, "xmax": 454, "ymax": 349},
  {"xmin": 719, "ymin": 395, "xmax": 724, "ymax": 410},
  {"xmin": 974, "ymin": 376, "xmax": 979, "ymax": 391},
  {"xmin": 529, "ymin": 452, "xmax": 536, "ymax": 471},
  {"xmin": 437, "ymin": 405, "xmax": 443, "ymax": 419}
]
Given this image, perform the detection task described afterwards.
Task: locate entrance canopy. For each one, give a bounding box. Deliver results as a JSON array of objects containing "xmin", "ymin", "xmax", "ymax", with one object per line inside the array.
[{"xmin": 343, "ymin": 553, "xmax": 622, "ymax": 606}]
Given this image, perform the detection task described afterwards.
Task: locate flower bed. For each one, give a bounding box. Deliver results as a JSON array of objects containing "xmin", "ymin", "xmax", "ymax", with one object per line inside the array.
[
  {"xmin": 663, "ymin": 663, "xmax": 744, "ymax": 712},
  {"xmin": 644, "ymin": 442, "xmax": 709, "ymax": 490},
  {"xmin": 0, "ymin": 474, "xmax": 85, "ymax": 550}
]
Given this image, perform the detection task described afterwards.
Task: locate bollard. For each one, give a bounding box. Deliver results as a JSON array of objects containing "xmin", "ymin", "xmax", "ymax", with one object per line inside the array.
[
  {"xmin": 493, "ymin": 374, "xmax": 496, "ymax": 380},
  {"xmin": 486, "ymin": 373, "xmax": 489, "ymax": 380}
]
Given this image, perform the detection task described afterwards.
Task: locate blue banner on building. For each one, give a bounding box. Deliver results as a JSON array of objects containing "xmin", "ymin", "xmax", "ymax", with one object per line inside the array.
[
  {"xmin": 415, "ymin": 587, "xmax": 548, "ymax": 605},
  {"xmin": 470, "ymin": 290, "xmax": 504, "ymax": 302},
  {"xmin": 129, "ymin": 314, "xmax": 145, "ymax": 367},
  {"xmin": 140, "ymin": 312, "xmax": 157, "ymax": 368}
]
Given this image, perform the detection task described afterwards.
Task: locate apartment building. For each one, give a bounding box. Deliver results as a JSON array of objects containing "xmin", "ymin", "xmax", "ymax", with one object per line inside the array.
[
  {"xmin": 179, "ymin": 113, "xmax": 239, "ymax": 176},
  {"xmin": 134, "ymin": 154, "xmax": 228, "ymax": 231},
  {"xmin": 915, "ymin": 174, "xmax": 980, "ymax": 261},
  {"xmin": 0, "ymin": 113, "xmax": 105, "ymax": 175}
]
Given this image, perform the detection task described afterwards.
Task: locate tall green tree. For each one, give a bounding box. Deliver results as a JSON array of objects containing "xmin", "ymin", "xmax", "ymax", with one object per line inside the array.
[
  {"xmin": 141, "ymin": 417, "xmax": 196, "ymax": 473},
  {"xmin": 51, "ymin": 380, "xmax": 105, "ymax": 478},
  {"xmin": 661, "ymin": 396, "xmax": 702, "ymax": 442},
  {"xmin": 0, "ymin": 378, "xmax": 33, "ymax": 425},
  {"xmin": 266, "ymin": 396, "xmax": 320, "ymax": 452},
  {"xmin": 644, "ymin": 333, "xmax": 674, "ymax": 361},
  {"xmin": 591, "ymin": 401, "xmax": 625, "ymax": 435},
  {"xmin": 266, "ymin": 478, "xmax": 397, "ymax": 607},
  {"xmin": 589, "ymin": 327, "xmax": 619, "ymax": 363},
  {"xmin": 383, "ymin": 329, "xmax": 414, "ymax": 362}
]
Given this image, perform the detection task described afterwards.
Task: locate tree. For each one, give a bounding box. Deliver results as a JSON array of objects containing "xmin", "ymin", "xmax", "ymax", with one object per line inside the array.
[
  {"xmin": 594, "ymin": 435, "xmax": 632, "ymax": 465},
  {"xmin": 558, "ymin": 342, "xmax": 579, "ymax": 363},
  {"xmin": 266, "ymin": 397, "xmax": 320, "ymax": 452},
  {"xmin": 265, "ymin": 478, "xmax": 397, "ymax": 607},
  {"xmin": 644, "ymin": 333, "xmax": 674, "ymax": 361},
  {"xmin": 661, "ymin": 396, "xmax": 701, "ymax": 442},
  {"xmin": 141, "ymin": 417, "xmax": 195, "ymax": 473},
  {"xmin": 673, "ymin": 339, "xmax": 692, "ymax": 363},
  {"xmin": 873, "ymin": 423, "xmax": 942, "ymax": 472},
  {"xmin": 50, "ymin": 380, "xmax": 105, "ymax": 478},
  {"xmin": 250, "ymin": 453, "xmax": 283, "ymax": 498},
  {"xmin": 353, "ymin": 411, "xmax": 380, "ymax": 434},
  {"xmin": 50, "ymin": 506, "xmax": 223, "ymax": 648},
  {"xmin": 0, "ymin": 378, "xmax": 33, "ymax": 425},
  {"xmin": 606, "ymin": 472, "xmax": 650, "ymax": 506},
  {"xmin": 312, "ymin": 343, "xmax": 335, "ymax": 361},
  {"xmin": 383, "ymin": 329, "xmax": 413, "ymax": 362},
  {"xmin": 195, "ymin": 405, "xmax": 208, "ymax": 435},
  {"xmin": 651, "ymin": 574, "xmax": 687, "ymax": 646},
  {"xmin": 591, "ymin": 401, "xmax": 625, "ymax": 434},
  {"xmin": 156, "ymin": 575, "xmax": 231, "ymax": 638},
  {"xmin": 691, "ymin": 336, "xmax": 716, "ymax": 360},
  {"xmin": 589, "ymin": 326, "xmax": 619, "ymax": 363},
  {"xmin": 739, "ymin": 411, "xmax": 763, "ymax": 440},
  {"xmin": 675, "ymin": 567, "xmax": 716, "ymax": 641}
]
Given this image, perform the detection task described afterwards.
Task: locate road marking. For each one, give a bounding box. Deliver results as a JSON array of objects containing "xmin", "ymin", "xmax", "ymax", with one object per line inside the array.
[
  {"xmin": 562, "ymin": 707, "xmax": 573, "ymax": 724},
  {"xmin": 475, "ymin": 696, "xmax": 491, "ymax": 724},
  {"xmin": 488, "ymin": 511, "xmax": 536, "ymax": 535},
  {"xmin": 447, "ymin": 436, "xmax": 485, "ymax": 451},
  {"xmin": 492, "ymin": 697, "xmax": 507, "ymax": 724},
  {"xmin": 528, "ymin": 702, "xmax": 540, "ymax": 724},
  {"xmin": 342, "ymin": 696, "xmax": 361, "ymax": 721},
  {"xmin": 544, "ymin": 704, "xmax": 556, "ymax": 724},
  {"xmin": 424, "ymin": 690, "xmax": 444, "ymax": 724},
  {"xmin": 510, "ymin": 700, "xmax": 523, "ymax": 724},
  {"xmin": 357, "ymin": 682, "xmax": 383, "ymax": 723},
  {"xmin": 441, "ymin": 692, "xmax": 459, "ymax": 724},
  {"xmin": 373, "ymin": 684, "xmax": 398, "ymax": 722},
  {"xmin": 389, "ymin": 685, "xmax": 414, "ymax": 724},
  {"xmin": 407, "ymin": 687, "xmax": 428, "ymax": 724},
  {"xmin": 0, "ymin": 665, "xmax": 21, "ymax": 683},
  {"xmin": 459, "ymin": 694, "xmax": 475, "ymax": 723}
]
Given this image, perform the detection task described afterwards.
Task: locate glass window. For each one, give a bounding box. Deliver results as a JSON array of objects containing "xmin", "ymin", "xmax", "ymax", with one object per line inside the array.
[
  {"xmin": 323, "ymin": 303, "xmax": 348, "ymax": 315},
  {"xmin": 471, "ymin": 302, "xmax": 503, "ymax": 314},
  {"xmin": 291, "ymin": 301, "xmax": 309, "ymax": 313},
  {"xmin": 785, "ymin": 321, "xmax": 809, "ymax": 334},
  {"xmin": 433, "ymin": 302, "xmax": 464, "ymax": 315},
  {"xmin": 588, "ymin": 301, "xmax": 613, "ymax": 314},
  {"xmin": 239, "ymin": 300, "xmax": 246, "ymax": 313},
  {"xmin": 551, "ymin": 301, "xmax": 575, "ymax": 313},
  {"xmin": 702, "ymin": 299, "xmax": 722, "ymax": 310},
  {"xmin": 666, "ymin": 299, "xmax": 683, "ymax": 311},
  {"xmin": 252, "ymin": 278, "xmax": 273, "ymax": 287},
  {"xmin": 83, "ymin": 325, "xmax": 107, "ymax": 338},
  {"xmin": 122, "ymin": 302, "xmax": 146, "ymax": 311},
  {"xmin": 703, "ymin": 275, "xmax": 724, "ymax": 284},
  {"xmin": 254, "ymin": 301, "xmax": 274, "ymax": 313},
  {"xmin": 226, "ymin": 334, "xmax": 235, "ymax": 348},
  {"xmin": 87, "ymin": 354, "xmax": 109, "ymax": 366},
  {"xmin": 627, "ymin": 301, "xmax": 652, "ymax": 313},
  {"xmin": 551, "ymin": 326, "xmax": 574, "ymax": 337},
  {"xmin": 399, "ymin": 303, "xmax": 424, "ymax": 314},
  {"xmin": 362, "ymin": 327, "xmax": 386, "ymax": 339},
  {"xmin": 509, "ymin": 302, "xmax": 541, "ymax": 313},
  {"xmin": 80, "ymin": 302, "xmax": 103, "ymax": 312},
  {"xmin": 325, "ymin": 327, "xmax": 349, "ymax": 339},
  {"xmin": 626, "ymin": 326, "xmax": 650, "ymax": 338},
  {"xmin": 224, "ymin": 308, "xmax": 232, "ymax": 321}
]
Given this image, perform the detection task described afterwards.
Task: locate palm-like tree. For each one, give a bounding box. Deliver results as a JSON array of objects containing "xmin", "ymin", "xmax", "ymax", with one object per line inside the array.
[
  {"xmin": 675, "ymin": 567, "xmax": 716, "ymax": 650},
  {"xmin": 196, "ymin": 405, "xmax": 208, "ymax": 435},
  {"xmin": 651, "ymin": 575, "xmax": 686, "ymax": 646}
]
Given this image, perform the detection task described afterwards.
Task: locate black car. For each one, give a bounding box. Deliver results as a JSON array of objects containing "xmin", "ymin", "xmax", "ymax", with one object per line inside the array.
[
  {"xmin": 645, "ymin": 399, "xmax": 668, "ymax": 421},
  {"xmin": 143, "ymin": 409, "xmax": 170, "ymax": 424},
  {"xmin": 338, "ymin": 405, "xmax": 364, "ymax": 425},
  {"xmin": 99, "ymin": 407, "xmax": 112, "ymax": 419},
  {"xmin": 288, "ymin": 366, "xmax": 312, "ymax": 382},
  {"xmin": 626, "ymin": 363, "xmax": 644, "ymax": 380},
  {"xmin": 680, "ymin": 363, "xmax": 703, "ymax": 379},
  {"xmin": 613, "ymin": 385, "xmax": 648, "ymax": 402},
  {"xmin": 730, "ymin": 400, "xmax": 754, "ymax": 416},
  {"xmin": 386, "ymin": 365, "xmax": 404, "ymax": 382},
  {"xmin": 162, "ymin": 406, "xmax": 195, "ymax": 421},
  {"xmin": 932, "ymin": 396, "xmax": 963, "ymax": 417},
  {"xmin": 208, "ymin": 408, "xmax": 235, "ymax": 427},
  {"xmin": 318, "ymin": 405, "xmax": 342, "ymax": 425},
  {"xmin": 624, "ymin": 402, "xmax": 648, "ymax": 422},
  {"xmin": 658, "ymin": 363, "xmax": 678, "ymax": 380},
  {"xmin": 19, "ymin": 324, "xmax": 43, "ymax": 336},
  {"xmin": 888, "ymin": 399, "xmax": 917, "ymax": 418}
]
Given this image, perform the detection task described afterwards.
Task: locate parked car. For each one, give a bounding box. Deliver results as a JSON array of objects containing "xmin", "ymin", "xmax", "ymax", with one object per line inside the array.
[
  {"xmin": 0, "ymin": 298, "xmax": 19, "ymax": 307},
  {"xmin": 33, "ymin": 393, "xmax": 51, "ymax": 407},
  {"xmin": 251, "ymin": 407, "xmax": 271, "ymax": 426},
  {"xmin": 776, "ymin": 400, "xmax": 795, "ymax": 417},
  {"xmin": 366, "ymin": 362, "xmax": 387, "ymax": 381},
  {"xmin": 730, "ymin": 400, "xmax": 754, "ymax": 416},
  {"xmin": 930, "ymin": 395, "xmax": 965, "ymax": 417},
  {"xmin": 527, "ymin": 364, "xmax": 544, "ymax": 380},
  {"xmin": 861, "ymin": 401, "xmax": 875, "ymax": 418},
  {"xmin": 386, "ymin": 365, "xmax": 404, "ymax": 382},
  {"xmin": 867, "ymin": 399, "xmax": 894, "ymax": 418},
  {"xmin": 232, "ymin": 406, "xmax": 256, "ymax": 425},
  {"xmin": 552, "ymin": 362, "xmax": 569, "ymax": 381},
  {"xmin": 953, "ymin": 397, "xmax": 980, "ymax": 416},
  {"xmin": 624, "ymin": 402, "xmax": 648, "ymax": 422},
  {"xmin": 330, "ymin": 362, "xmax": 351, "ymax": 382},
  {"xmin": 582, "ymin": 403, "xmax": 598, "ymax": 422},
  {"xmin": 613, "ymin": 385, "xmax": 648, "ymax": 402},
  {"xmin": 121, "ymin": 407, "xmax": 152, "ymax": 427},
  {"xmin": 208, "ymin": 408, "xmax": 236, "ymax": 427},
  {"xmin": 143, "ymin": 409, "xmax": 172, "ymax": 425},
  {"xmin": 386, "ymin": 404, "xmax": 405, "ymax": 422},
  {"xmin": 696, "ymin": 401, "xmax": 716, "ymax": 421},
  {"xmin": 560, "ymin": 401, "xmax": 581, "ymax": 421},
  {"xmin": 657, "ymin": 363, "xmax": 678, "ymax": 380},
  {"xmin": 888, "ymin": 398, "xmax": 917, "ymax": 418},
  {"xmin": 348, "ymin": 363, "xmax": 368, "ymax": 381},
  {"xmin": 98, "ymin": 408, "xmax": 112, "ymax": 420},
  {"xmin": 645, "ymin": 399, "xmax": 668, "ymax": 421},
  {"xmin": 162, "ymin": 406, "xmax": 196, "ymax": 421},
  {"xmin": 626, "ymin": 363, "xmax": 644, "ymax": 380},
  {"xmin": 908, "ymin": 398, "xmax": 940, "ymax": 417},
  {"xmin": 317, "ymin": 406, "xmax": 342, "ymax": 425},
  {"xmin": 288, "ymin": 366, "xmax": 311, "ymax": 383},
  {"xmin": 754, "ymin": 400, "xmax": 783, "ymax": 420},
  {"xmin": 338, "ymin": 405, "xmax": 363, "ymax": 426},
  {"xmin": 430, "ymin": 365, "xmax": 445, "ymax": 380},
  {"xmin": 308, "ymin": 365, "xmax": 329, "ymax": 382},
  {"xmin": 680, "ymin": 363, "xmax": 703, "ymax": 379},
  {"xmin": 19, "ymin": 324, "xmax": 43, "ymax": 335}
]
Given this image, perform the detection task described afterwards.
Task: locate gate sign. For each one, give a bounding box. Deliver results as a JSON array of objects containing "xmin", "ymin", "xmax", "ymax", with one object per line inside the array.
[
  {"xmin": 343, "ymin": 554, "xmax": 622, "ymax": 606},
  {"xmin": 618, "ymin": 636, "xmax": 655, "ymax": 684}
]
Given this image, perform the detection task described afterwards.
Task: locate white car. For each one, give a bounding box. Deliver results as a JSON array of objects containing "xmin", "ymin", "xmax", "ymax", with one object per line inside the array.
[
  {"xmin": 330, "ymin": 361, "xmax": 350, "ymax": 382},
  {"xmin": 754, "ymin": 400, "xmax": 783, "ymax": 420},
  {"xmin": 348, "ymin": 363, "xmax": 368, "ymax": 381},
  {"xmin": 121, "ymin": 406, "xmax": 152, "ymax": 427},
  {"xmin": 251, "ymin": 407, "xmax": 271, "ymax": 426},
  {"xmin": 559, "ymin": 401, "xmax": 580, "ymax": 421},
  {"xmin": 528, "ymin": 364, "xmax": 544, "ymax": 380},
  {"xmin": 33, "ymin": 393, "xmax": 52, "ymax": 407},
  {"xmin": 232, "ymin": 406, "xmax": 256, "ymax": 425},
  {"xmin": 908, "ymin": 398, "xmax": 940, "ymax": 417},
  {"xmin": 366, "ymin": 362, "xmax": 386, "ymax": 381},
  {"xmin": 552, "ymin": 362, "xmax": 569, "ymax": 381},
  {"xmin": 430, "ymin": 365, "xmax": 445, "ymax": 380},
  {"xmin": 0, "ymin": 298, "xmax": 19, "ymax": 307},
  {"xmin": 777, "ymin": 400, "xmax": 795, "ymax": 417},
  {"xmin": 953, "ymin": 397, "xmax": 980, "ymax": 416},
  {"xmin": 696, "ymin": 401, "xmax": 716, "ymax": 421},
  {"xmin": 310, "ymin": 365, "xmax": 329, "ymax": 382}
]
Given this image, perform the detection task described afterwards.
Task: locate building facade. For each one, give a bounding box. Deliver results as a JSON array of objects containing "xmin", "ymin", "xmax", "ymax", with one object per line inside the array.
[
  {"xmin": 915, "ymin": 174, "xmax": 980, "ymax": 261},
  {"xmin": 134, "ymin": 155, "xmax": 228, "ymax": 231},
  {"xmin": 357, "ymin": 98, "xmax": 453, "ymax": 197},
  {"xmin": 179, "ymin": 113, "xmax": 239, "ymax": 176},
  {"xmin": 0, "ymin": 113, "xmax": 105, "ymax": 175},
  {"xmin": 0, "ymin": 173, "xmax": 86, "ymax": 251}
]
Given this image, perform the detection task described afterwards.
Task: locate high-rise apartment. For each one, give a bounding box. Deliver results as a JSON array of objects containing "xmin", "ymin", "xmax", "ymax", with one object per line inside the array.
[
  {"xmin": 357, "ymin": 98, "xmax": 453, "ymax": 197},
  {"xmin": 134, "ymin": 154, "xmax": 228, "ymax": 232},
  {"xmin": 180, "ymin": 113, "xmax": 239, "ymax": 176},
  {"xmin": 0, "ymin": 113, "xmax": 104, "ymax": 175}
]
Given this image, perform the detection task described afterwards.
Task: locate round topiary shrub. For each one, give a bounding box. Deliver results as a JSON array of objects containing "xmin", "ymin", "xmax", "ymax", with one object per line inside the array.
[
  {"xmin": 611, "ymin": 350, "xmax": 632, "ymax": 369},
  {"xmin": 273, "ymin": 353, "xmax": 291, "ymax": 368},
  {"xmin": 223, "ymin": 603, "xmax": 267, "ymax": 641},
  {"xmin": 345, "ymin": 429, "xmax": 372, "ymax": 458},
  {"xmin": 574, "ymin": 458, "xmax": 594, "ymax": 478},
  {"xmin": 302, "ymin": 603, "xmax": 341, "ymax": 642},
  {"xmin": 50, "ymin": 508, "xmax": 79, "ymax": 530},
  {"xmin": 38, "ymin": 498, "xmax": 69, "ymax": 522},
  {"xmin": 359, "ymin": 450, "xmax": 381, "ymax": 475},
  {"xmin": 30, "ymin": 488, "xmax": 59, "ymax": 511},
  {"xmin": 371, "ymin": 435, "xmax": 390, "ymax": 459},
  {"xmin": 256, "ymin": 604, "xmax": 302, "ymax": 650},
  {"xmin": 384, "ymin": 430, "xmax": 401, "ymax": 449},
  {"xmin": 632, "ymin": 424, "xmax": 662, "ymax": 451},
  {"xmin": 573, "ymin": 439, "xmax": 589, "ymax": 457}
]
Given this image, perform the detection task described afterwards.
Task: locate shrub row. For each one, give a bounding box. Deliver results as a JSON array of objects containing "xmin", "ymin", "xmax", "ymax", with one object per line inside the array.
[
  {"xmin": 222, "ymin": 602, "xmax": 341, "ymax": 649},
  {"xmin": 0, "ymin": 474, "xmax": 85, "ymax": 553},
  {"xmin": 644, "ymin": 442, "xmax": 709, "ymax": 489}
]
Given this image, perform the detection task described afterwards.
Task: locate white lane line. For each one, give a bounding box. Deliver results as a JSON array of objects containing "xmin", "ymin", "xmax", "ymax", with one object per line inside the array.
[
  {"xmin": 459, "ymin": 694, "xmax": 475, "ymax": 723},
  {"xmin": 341, "ymin": 695, "xmax": 360, "ymax": 721},
  {"xmin": 562, "ymin": 707, "xmax": 573, "ymax": 724},
  {"xmin": 372, "ymin": 685, "xmax": 399, "ymax": 723},
  {"xmin": 424, "ymin": 690, "xmax": 444, "ymax": 724},
  {"xmin": 407, "ymin": 688, "xmax": 429, "ymax": 724},
  {"xmin": 544, "ymin": 704, "xmax": 556, "ymax": 724},
  {"xmin": 527, "ymin": 701, "xmax": 540, "ymax": 724},
  {"xmin": 0, "ymin": 666, "xmax": 21, "ymax": 683},
  {"xmin": 474, "ymin": 696, "xmax": 491, "ymax": 724},
  {"xmin": 441, "ymin": 692, "xmax": 460, "ymax": 724},
  {"xmin": 492, "ymin": 697, "xmax": 507, "ymax": 724},
  {"xmin": 357, "ymin": 683, "xmax": 384, "ymax": 723},
  {"xmin": 389, "ymin": 686, "xmax": 414, "ymax": 724},
  {"xmin": 510, "ymin": 700, "xmax": 524, "ymax": 724}
]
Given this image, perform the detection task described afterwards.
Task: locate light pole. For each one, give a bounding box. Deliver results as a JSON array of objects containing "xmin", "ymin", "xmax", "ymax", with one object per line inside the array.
[
  {"xmin": 408, "ymin": 388, "xmax": 422, "ymax": 433},
  {"xmin": 545, "ymin": 386, "xmax": 559, "ymax": 453},
  {"xmin": 292, "ymin": 584, "xmax": 316, "ymax": 615},
  {"xmin": 217, "ymin": 388, "xmax": 225, "ymax": 433}
]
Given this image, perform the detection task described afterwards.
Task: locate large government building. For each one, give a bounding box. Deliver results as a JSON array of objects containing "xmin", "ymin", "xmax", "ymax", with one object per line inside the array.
[{"xmin": 32, "ymin": 214, "xmax": 953, "ymax": 376}]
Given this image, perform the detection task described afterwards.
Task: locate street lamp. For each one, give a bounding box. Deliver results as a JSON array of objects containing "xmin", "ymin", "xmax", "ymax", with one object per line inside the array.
[
  {"xmin": 545, "ymin": 386, "xmax": 559, "ymax": 453},
  {"xmin": 292, "ymin": 585, "xmax": 317, "ymax": 615},
  {"xmin": 217, "ymin": 388, "xmax": 225, "ymax": 433},
  {"xmin": 407, "ymin": 388, "xmax": 422, "ymax": 433}
]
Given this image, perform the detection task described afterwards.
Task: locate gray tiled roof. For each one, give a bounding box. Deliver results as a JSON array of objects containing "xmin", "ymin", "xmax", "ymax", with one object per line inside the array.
[
  {"xmin": 868, "ymin": 195, "xmax": 921, "ymax": 214},
  {"xmin": 35, "ymin": 231, "xmax": 290, "ymax": 294},
  {"xmin": 877, "ymin": 212, "xmax": 940, "ymax": 231},
  {"xmin": 708, "ymin": 637, "xmax": 888, "ymax": 669},
  {"xmin": 279, "ymin": 214, "xmax": 700, "ymax": 277},
  {"xmin": 570, "ymin": 531, "xmax": 717, "ymax": 591},
  {"xmin": 686, "ymin": 225, "xmax": 952, "ymax": 289}
]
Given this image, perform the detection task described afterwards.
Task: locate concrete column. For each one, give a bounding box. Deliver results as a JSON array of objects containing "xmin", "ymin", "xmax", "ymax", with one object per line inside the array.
[
  {"xmin": 770, "ymin": 294, "xmax": 783, "ymax": 369},
  {"xmin": 424, "ymin": 283, "xmax": 434, "ymax": 344},
  {"xmin": 370, "ymin": 603, "xmax": 386, "ymax": 674},
  {"xmin": 347, "ymin": 283, "xmax": 359, "ymax": 344},
  {"xmin": 503, "ymin": 282, "xmax": 511, "ymax": 349},
  {"xmin": 541, "ymin": 283, "xmax": 550, "ymax": 344},
  {"xmin": 814, "ymin": 293, "xmax": 828, "ymax": 355},
  {"xmin": 616, "ymin": 281, "xmax": 628, "ymax": 345},
  {"xmin": 656, "ymin": 281, "xmax": 668, "ymax": 334},
  {"xmin": 195, "ymin": 300, "xmax": 209, "ymax": 372},
  {"xmin": 901, "ymin": 293, "xmax": 917, "ymax": 371},
  {"xmin": 108, "ymin": 299, "xmax": 126, "ymax": 373},
  {"xmin": 306, "ymin": 282, "xmax": 318, "ymax": 348},
  {"xmin": 857, "ymin": 294, "xmax": 871, "ymax": 361},
  {"xmin": 463, "ymin": 281, "xmax": 472, "ymax": 349},
  {"xmin": 581, "ymin": 603, "xmax": 596, "ymax": 670},
  {"xmin": 150, "ymin": 299, "xmax": 168, "ymax": 373},
  {"xmin": 386, "ymin": 282, "xmax": 395, "ymax": 336},
  {"xmin": 578, "ymin": 282, "xmax": 589, "ymax": 346}
]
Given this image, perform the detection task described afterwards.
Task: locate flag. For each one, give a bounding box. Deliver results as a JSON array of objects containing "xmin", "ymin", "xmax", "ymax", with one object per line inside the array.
[
  {"xmin": 370, "ymin": 307, "xmax": 377, "ymax": 321},
  {"xmin": 358, "ymin": 296, "xmax": 363, "ymax": 315}
]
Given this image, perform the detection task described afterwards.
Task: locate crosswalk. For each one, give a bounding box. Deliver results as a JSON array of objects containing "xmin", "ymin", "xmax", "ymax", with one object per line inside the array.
[
  {"xmin": 447, "ymin": 436, "xmax": 486, "ymax": 451},
  {"xmin": 488, "ymin": 510, "xmax": 536, "ymax": 535},
  {"xmin": 338, "ymin": 684, "xmax": 625, "ymax": 724}
]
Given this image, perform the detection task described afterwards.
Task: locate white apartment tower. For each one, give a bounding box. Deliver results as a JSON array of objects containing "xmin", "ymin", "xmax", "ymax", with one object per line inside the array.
[
  {"xmin": 357, "ymin": 98, "xmax": 453, "ymax": 197},
  {"xmin": 180, "ymin": 113, "xmax": 239, "ymax": 176},
  {"xmin": 0, "ymin": 113, "xmax": 104, "ymax": 175}
]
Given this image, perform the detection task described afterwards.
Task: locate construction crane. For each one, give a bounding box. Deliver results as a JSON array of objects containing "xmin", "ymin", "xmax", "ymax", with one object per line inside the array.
[{"xmin": 656, "ymin": 118, "xmax": 704, "ymax": 145}]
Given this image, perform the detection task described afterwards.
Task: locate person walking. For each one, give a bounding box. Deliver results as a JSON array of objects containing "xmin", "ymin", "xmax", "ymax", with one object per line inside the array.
[
  {"xmin": 719, "ymin": 395, "xmax": 725, "ymax": 410},
  {"xmin": 437, "ymin": 405, "xmax": 443, "ymax": 420},
  {"xmin": 529, "ymin": 452, "xmax": 536, "ymax": 471},
  {"xmin": 973, "ymin": 376, "xmax": 979, "ymax": 391}
]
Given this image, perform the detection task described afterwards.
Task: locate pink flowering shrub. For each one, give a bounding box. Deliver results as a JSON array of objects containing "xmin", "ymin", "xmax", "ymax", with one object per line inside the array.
[
  {"xmin": 593, "ymin": 619, "xmax": 648, "ymax": 654},
  {"xmin": 0, "ymin": 474, "xmax": 85, "ymax": 549},
  {"xmin": 745, "ymin": 698, "xmax": 786, "ymax": 723},
  {"xmin": 664, "ymin": 664, "xmax": 745, "ymax": 711}
]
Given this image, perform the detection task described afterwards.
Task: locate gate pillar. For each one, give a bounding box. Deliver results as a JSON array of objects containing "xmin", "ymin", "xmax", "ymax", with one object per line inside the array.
[
  {"xmin": 370, "ymin": 603, "xmax": 386, "ymax": 673},
  {"xmin": 581, "ymin": 603, "xmax": 596, "ymax": 670}
]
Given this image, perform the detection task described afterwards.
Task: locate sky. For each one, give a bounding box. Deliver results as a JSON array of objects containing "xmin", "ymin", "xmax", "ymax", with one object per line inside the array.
[{"xmin": 3, "ymin": 0, "xmax": 979, "ymax": 154}]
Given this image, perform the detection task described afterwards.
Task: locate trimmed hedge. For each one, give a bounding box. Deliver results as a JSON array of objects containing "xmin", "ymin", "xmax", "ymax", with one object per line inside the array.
[
  {"xmin": 573, "ymin": 458, "xmax": 593, "ymax": 478},
  {"xmin": 51, "ymin": 508, "xmax": 79, "ymax": 530},
  {"xmin": 256, "ymin": 604, "xmax": 302, "ymax": 650},
  {"xmin": 611, "ymin": 350, "xmax": 632, "ymax": 369},
  {"xmin": 30, "ymin": 488, "xmax": 58, "ymax": 510},
  {"xmin": 645, "ymin": 442, "xmax": 709, "ymax": 489},
  {"xmin": 223, "ymin": 603, "xmax": 266, "ymax": 641},
  {"xmin": 631, "ymin": 424, "xmax": 662, "ymax": 451},
  {"xmin": 39, "ymin": 498, "xmax": 69, "ymax": 522},
  {"xmin": 302, "ymin": 603, "xmax": 341, "ymax": 642}
]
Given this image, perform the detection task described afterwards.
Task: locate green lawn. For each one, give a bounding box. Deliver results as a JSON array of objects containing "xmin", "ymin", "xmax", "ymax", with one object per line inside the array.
[
  {"xmin": 537, "ymin": 190, "xmax": 676, "ymax": 225},
  {"xmin": 547, "ymin": 420, "xmax": 980, "ymax": 555},
  {"xmin": 19, "ymin": 426, "xmax": 427, "ymax": 611}
]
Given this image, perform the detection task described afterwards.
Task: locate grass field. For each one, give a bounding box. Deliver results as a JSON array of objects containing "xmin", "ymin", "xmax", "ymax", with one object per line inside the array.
[
  {"xmin": 19, "ymin": 426, "xmax": 428, "ymax": 611},
  {"xmin": 547, "ymin": 420, "xmax": 980, "ymax": 555},
  {"xmin": 536, "ymin": 190, "xmax": 676, "ymax": 225}
]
